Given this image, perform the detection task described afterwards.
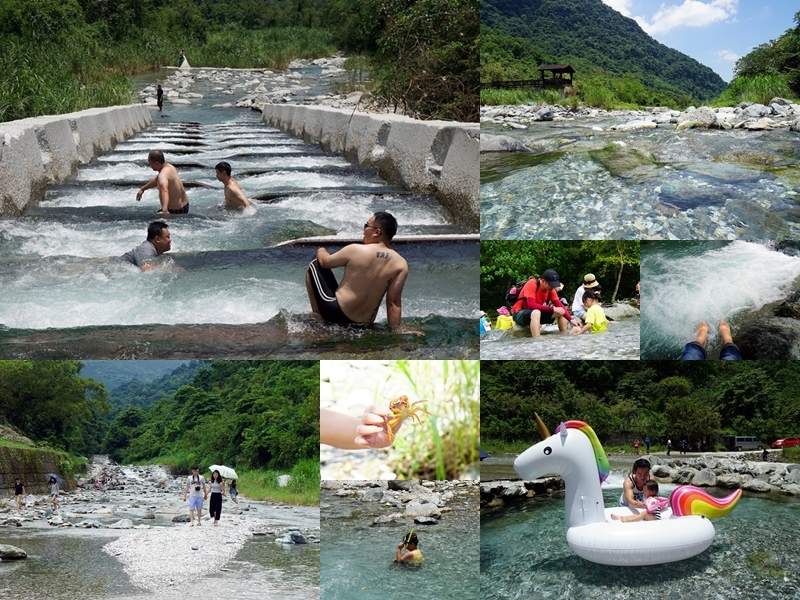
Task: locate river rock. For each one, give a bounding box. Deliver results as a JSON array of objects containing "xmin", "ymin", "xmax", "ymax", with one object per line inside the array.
[
  {"xmin": 404, "ymin": 501, "xmax": 441, "ymax": 518},
  {"xmin": 603, "ymin": 303, "xmax": 640, "ymax": 320},
  {"xmin": 108, "ymin": 519, "xmax": 134, "ymax": 529},
  {"xmin": 780, "ymin": 484, "xmax": 800, "ymax": 496},
  {"xmin": 745, "ymin": 118, "xmax": 775, "ymax": 130},
  {"xmin": 480, "ymin": 134, "xmax": 533, "ymax": 153},
  {"xmin": 770, "ymin": 97, "xmax": 791, "ymax": 106},
  {"xmin": 535, "ymin": 106, "xmax": 553, "ymax": 121},
  {"xmin": 387, "ymin": 480, "xmax": 419, "ymax": 491},
  {"xmin": 278, "ymin": 531, "xmax": 306, "ymax": 544},
  {"xmin": 614, "ymin": 120, "xmax": 657, "ymax": 132},
  {"xmin": 716, "ymin": 473, "xmax": 745, "ymax": 488},
  {"xmin": 589, "ymin": 146, "xmax": 658, "ymax": 181},
  {"xmin": 172, "ymin": 514, "xmax": 191, "ymax": 523},
  {"xmin": 676, "ymin": 107, "xmax": 717, "ymax": 129},
  {"xmin": 414, "ymin": 516, "xmax": 438, "ymax": 525},
  {"xmin": 786, "ymin": 469, "xmax": 800, "ymax": 485},
  {"xmin": 791, "ymin": 117, "xmax": 800, "ymax": 132},
  {"xmin": 743, "ymin": 103, "xmax": 769, "ymax": 118},
  {"xmin": 0, "ymin": 544, "xmax": 27, "ymax": 559},
  {"xmin": 372, "ymin": 514, "xmax": 402, "ymax": 525},
  {"xmin": 673, "ymin": 468, "xmax": 699, "ymax": 484},
  {"xmin": 360, "ymin": 487, "xmax": 385, "ymax": 502},
  {"xmin": 742, "ymin": 479, "xmax": 774, "ymax": 493},
  {"xmin": 651, "ymin": 464, "xmax": 672, "ymax": 478},
  {"xmin": 735, "ymin": 318, "xmax": 800, "ymax": 360},
  {"xmin": 691, "ymin": 469, "xmax": 717, "ymax": 487}
]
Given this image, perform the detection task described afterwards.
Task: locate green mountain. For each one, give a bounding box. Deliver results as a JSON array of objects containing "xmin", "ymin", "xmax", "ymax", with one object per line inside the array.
[
  {"xmin": 481, "ymin": 0, "xmax": 727, "ymax": 101},
  {"xmin": 80, "ymin": 361, "xmax": 190, "ymax": 392},
  {"xmin": 105, "ymin": 361, "xmax": 207, "ymax": 412}
]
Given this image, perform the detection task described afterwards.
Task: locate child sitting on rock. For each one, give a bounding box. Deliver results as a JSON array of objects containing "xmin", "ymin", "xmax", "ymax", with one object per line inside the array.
[
  {"xmin": 612, "ymin": 481, "xmax": 669, "ymax": 522},
  {"xmin": 570, "ymin": 290, "xmax": 607, "ymax": 334}
]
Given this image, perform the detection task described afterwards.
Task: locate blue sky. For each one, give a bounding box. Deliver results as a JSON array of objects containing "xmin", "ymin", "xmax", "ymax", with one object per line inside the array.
[{"xmin": 601, "ymin": 0, "xmax": 798, "ymax": 82}]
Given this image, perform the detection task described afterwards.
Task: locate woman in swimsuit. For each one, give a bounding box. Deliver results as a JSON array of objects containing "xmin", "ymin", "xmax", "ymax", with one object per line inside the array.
[{"xmin": 619, "ymin": 458, "xmax": 651, "ymax": 509}]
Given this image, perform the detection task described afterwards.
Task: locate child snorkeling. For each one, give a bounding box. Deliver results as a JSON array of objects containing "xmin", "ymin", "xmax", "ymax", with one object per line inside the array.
[{"xmin": 395, "ymin": 530, "xmax": 423, "ymax": 566}]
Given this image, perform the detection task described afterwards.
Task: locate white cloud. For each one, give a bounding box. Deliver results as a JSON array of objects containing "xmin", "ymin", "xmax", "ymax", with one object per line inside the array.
[
  {"xmin": 604, "ymin": 0, "xmax": 738, "ymax": 35},
  {"xmin": 716, "ymin": 49, "xmax": 740, "ymax": 61}
]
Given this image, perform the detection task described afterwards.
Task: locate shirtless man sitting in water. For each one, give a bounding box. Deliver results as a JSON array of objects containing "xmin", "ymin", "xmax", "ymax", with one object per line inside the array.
[
  {"xmin": 136, "ymin": 149, "xmax": 190, "ymax": 214},
  {"xmin": 214, "ymin": 161, "xmax": 251, "ymax": 208},
  {"xmin": 306, "ymin": 211, "xmax": 408, "ymax": 328}
]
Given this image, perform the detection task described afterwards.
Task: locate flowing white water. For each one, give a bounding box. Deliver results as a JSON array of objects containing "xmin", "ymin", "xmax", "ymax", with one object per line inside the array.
[{"xmin": 641, "ymin": 241, "xmax": 800, "ymax": 358}]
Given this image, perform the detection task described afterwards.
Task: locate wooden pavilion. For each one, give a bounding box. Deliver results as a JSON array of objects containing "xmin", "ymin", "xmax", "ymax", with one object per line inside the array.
[{"xmin": 488, "ymin": 64, "xmax": 575, "ymax": 91}]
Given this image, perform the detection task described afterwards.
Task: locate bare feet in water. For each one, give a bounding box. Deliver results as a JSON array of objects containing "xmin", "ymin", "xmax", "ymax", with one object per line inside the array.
[
  {"xmin": 718, "ymin": 321, "xmax": 734, "ymax": 344},
  {"xmin": 694, "ymin": 321, "xmax": 709, "ymax": 347}
]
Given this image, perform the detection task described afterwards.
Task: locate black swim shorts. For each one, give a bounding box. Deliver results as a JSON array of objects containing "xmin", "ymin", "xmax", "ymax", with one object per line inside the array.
[
  {"xmin": 512, "ymin": 309, "xmax": 557, "ymax": 327},
  {"xmin": 167, "ymin": 203, "xmax": 189, "ymax": 214},
  {"xmin": 307, "ymin": 259, "xmax": 356, "ymax": 325}
]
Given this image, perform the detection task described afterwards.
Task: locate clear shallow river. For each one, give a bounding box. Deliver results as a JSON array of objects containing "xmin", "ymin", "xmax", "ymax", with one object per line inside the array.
[
  {"xmin": 481, "ymin": 116, "xmax": 800, "ymax": 240},
  {"xmin": 481, "ymin": 487, "xmax": 800, "ymax": 599},
  {"xmin": 0, "ymin": 69, "xmax": 478, "ymax": 358},
  {"xmin": 641, "ymin": 240, "xmax": 800, "ymax": 359},
  {"xmin": 320, "ymin": 488, "xmax": 479, "ymax": 600}
]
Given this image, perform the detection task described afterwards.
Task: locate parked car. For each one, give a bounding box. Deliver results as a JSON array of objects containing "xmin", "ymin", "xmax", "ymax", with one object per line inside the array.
[
  {"xmin": 721, "ymin": 435, "xmax": 765, "ymax": 451},
  {"xmin": 771, "ymin": 437, "xmax": 800, "ymax": 449}
]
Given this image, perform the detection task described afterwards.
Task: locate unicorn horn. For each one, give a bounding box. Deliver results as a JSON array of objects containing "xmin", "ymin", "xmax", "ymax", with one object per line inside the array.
[{"xmin": 534, "ymin": 412, "xmax": 550, "ymax": 440}]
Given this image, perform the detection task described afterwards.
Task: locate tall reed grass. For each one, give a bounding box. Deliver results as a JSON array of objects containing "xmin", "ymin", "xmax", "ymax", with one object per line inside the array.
[{"xmin": 712, "ymin": 74, "xmax": 796, "ymax": 107}]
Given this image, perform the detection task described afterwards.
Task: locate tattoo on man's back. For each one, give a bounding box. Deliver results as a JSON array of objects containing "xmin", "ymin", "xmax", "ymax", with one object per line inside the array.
[{"xmin": 376, "ymin": 251, "xmax": 389, "ymax": 259}]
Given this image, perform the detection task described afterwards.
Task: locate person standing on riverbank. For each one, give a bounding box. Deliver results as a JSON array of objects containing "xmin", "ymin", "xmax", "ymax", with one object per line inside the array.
[
  {"xmin": 205, "ymin": 469, "xmax": 225, "ymax": 526},
  {"xmin": 306, "ymin": 212, "xmax": 408, "ymax": 328},
  {"xmin": 157, "ymin": 85, "xmax": 164, "ymax": 112},
  {"xmin": 214, "ymin": 162, "xmax": 251, "ymax": 208},
  {"xmin": 183, "ymin": 466, "xmax": 207, "ymax": 527},
  {"xmin": 229, "ymin": 479, "xmax": 238, "ymax": 505},
  {"xmin": 14, "ymin": 477, "xmax": 25, "ymax": 512},
  {"xmin": 178, "ymin": 49, "xmax": 185, "ymax": 67},
  {"xmin": 136, "ymin": 150, "xmax": 190, "ymax": 214}
]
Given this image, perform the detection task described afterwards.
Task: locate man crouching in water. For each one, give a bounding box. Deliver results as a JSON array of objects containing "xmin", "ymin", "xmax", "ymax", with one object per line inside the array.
[{"xmin": 306, "ymin": 211, "xmax": 408, "ymax": 328}]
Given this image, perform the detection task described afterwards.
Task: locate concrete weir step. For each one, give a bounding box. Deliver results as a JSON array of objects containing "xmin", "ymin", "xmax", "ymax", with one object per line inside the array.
[{"xmin": 273, "ymin": 234, "xmax": 480, "ymax": 247}]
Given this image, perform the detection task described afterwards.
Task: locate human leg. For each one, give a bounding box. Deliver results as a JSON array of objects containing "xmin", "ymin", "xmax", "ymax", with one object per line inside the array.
[
  {"xmin": 529, "ymin": 310, "xmax": 543, "ymax": 336},
  {"xmin": 679, "ymin": 322, "xmax": 709, "ymax": 360},
  {"xmin": 718, "ymin": 321, "xmax": 742, "ymax": 360},
  {"xmin": 556, "ymin": 315, "xmax": 569, "ymax": 333}
]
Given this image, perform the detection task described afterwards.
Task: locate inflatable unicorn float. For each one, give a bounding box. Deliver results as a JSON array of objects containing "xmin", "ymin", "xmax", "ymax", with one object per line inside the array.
[{"xmin": 514, "ymin": 416, "xmax": 741, "ymax": 566}]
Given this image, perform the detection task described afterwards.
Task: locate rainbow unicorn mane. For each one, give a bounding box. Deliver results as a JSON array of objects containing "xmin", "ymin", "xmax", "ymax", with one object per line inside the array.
[
  {"xmin": 670, "ymin": 485, "xmax": 741, "ymax": 519},
  {"xmin": 554, "ymin": 420, "xmax": 610, "ymax": 484}
]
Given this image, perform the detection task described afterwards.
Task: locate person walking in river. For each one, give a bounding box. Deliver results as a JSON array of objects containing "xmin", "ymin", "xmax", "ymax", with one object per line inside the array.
[
  {"xmin": 48, "ymin": 476, "xmax": 60, "ymax": 512},
  {"xmin": 136, "ymin": 150, "xmax": 190, "ymax": 214},
  {"xmin": 14, "ymin": 477, "xmax": 26, "ymax": 512},
  {"xmin": 156, "ymin": 85, "xmax": 164, "ymax": 112},
  {"xmin": 228, "ymin": 479, "xmax": 239, "ymax": 505},
  {"xmin": 205, "ymin": 469, "xmax": 225, "ymax": 526},
  {"xmin": 214, "ymin": 162, "xmax": 251, "ymax": 208},
  {"xmin": 395, "ymin": 531, "xmax": 423, "ymax": 566},
  {"xmin": 306, "ymin": 212, "xmax": 409, "ymax": 328},
  {"xmin": 183, "ymin": 466, "xmax": 207, "ymax": 527},
  {"xmin": 679, "ymin": 321, "xmax": 742, "ymax": 360}
]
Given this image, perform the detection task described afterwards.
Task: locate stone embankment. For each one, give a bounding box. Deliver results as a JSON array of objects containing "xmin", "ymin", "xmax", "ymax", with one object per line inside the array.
[
  {"xmin": 0, "ymin": 105, "xmax": 151, "ymax": 215},
  {"xmin": 481, "ymin": 98, "xmax": 800, "ymax": 151},
  {"xmin": 480, "ymin": 454, "xmax": 800, "ymax": 508},
  {"xmin": 261, "ymin": 104, "xmax": 479, "ymax": 227},
  {"xmin": 322, "ymin": 479, "xmax": 477, "ymax": 525},
  {"xmin": 0, "ymin": 441, "xmax": 75, "ymax": 496}
]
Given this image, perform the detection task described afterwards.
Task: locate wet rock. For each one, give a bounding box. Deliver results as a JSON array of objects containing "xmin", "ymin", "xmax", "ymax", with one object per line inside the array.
[
  {"xmin": 360, "ymin": 488, "xmax": 385, "ymax": 502},
  {"xmin": 736, "ymin": 318, "xmax": 800, "ymax": 360},
  {"xmin": 172, "ymin": 514, "xmax": 191, "ymax": 523},
  {"xmin": 743, "ymin": 103, "xmax": 769, "ymax": 118},
  {"xmin": 745, "ymin": 118, "xmax": 775, "ymax": 130},
  {"xmin": 780, "ymin": 484, "xmax": 800, "ymax": 496},
  {"xmin": 614, "ymin": 120, "xmax": 657, "ymax": 132},
  {"xmin": 673, "ymin": 468, "xmax": 699, "ymax": 484},
  {"xmin": 604, "ymin": 303, "xmax": 640, "ymax": 320},
  {"xmin": 0, "ymin": 544, "xmax": 27, "ymax": 559},
  {"xmin": 716, "ymin": 473, "xmax": 745, "ymax": 488},
  {"xmin": 372, "ymin": 514, "xmax": 401, "ymax": 525},
  {"xmin": 589, "ymin": 146, "xmax": 659, "ymax": 181},
  {"xmin": 677, "ymin": 107, "xmax": 717, "ymax": 129},
  {"xmin": 770, "ymin": 97, "xmax": 791, "ymax": 107},
  {"xmin": 742, "ymin": 479, "xmax": 774, "ymax": 493},
  {"xmin": 691, "ymin": 469, "xmax": 717, "ymax": 487},
  {"xmin": 535, "ymin": 107, "xmax": 553, "ymax": 121},
  {"xmin": 404, "ymin": 501, "xmax": 441, "ymax": 518},
  {"xmin": 791, "ymin": 117, "xmax": 800, "ymax": 132},
  {"xmin": 414, "ymin": 516, "xmax": 438, "ymax": 525},
  {"xmin": 108, "ymin": 519, "xmax": 134, "ymax": 529},
  {"xmin": 387, "ymin": 480, "xmax": 419, "ymax": 491},
  {"xmin": 651, "ymin": 464, "xmax": 672, "ymax": 478},
  {"xmin": 480, "ymin": 134, "xmax": 533, "ymax": 153}
]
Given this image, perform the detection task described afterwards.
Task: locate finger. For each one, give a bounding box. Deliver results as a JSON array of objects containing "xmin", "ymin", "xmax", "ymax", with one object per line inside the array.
[
  {"xmin": 364, "ymin": 404, "xmax": 393, "ymax": 418},
  {"xmin": 356, "ymin": 424, "xmax": 385, "ymax": 436}
]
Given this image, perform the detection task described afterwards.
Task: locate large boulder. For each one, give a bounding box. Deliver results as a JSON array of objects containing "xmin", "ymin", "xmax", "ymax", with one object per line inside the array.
[
  {"xmin": 360, "ymin": 487, "xmax": 385, "ymax": 502},
  {"xmin": 0, "ymin": 544, "xmax": 27, "ymax": 559},
  {"xmin": 743, "ymin": 103, "xmax": 769, "ymax": 118},
  {"xmin": 716, "ymin": 473, "xmax": 745, "ymax": 488},
  {"xmin": 691, "ymin": 469, "xmax": 717, "ymax": 487},
  {"xmin": 404, "ymin": 501, "xmax": 442, "ymax": 518},
  {"xmin": 676, "ymin": 107, "xmax": 717, "ymax": 129},
  {"xmin": 107, "ymin": 519, "xmax": 134, "ymax": 529},
  {"xmin": 742, "ymin": 479, "xmax": 774, "ymax": 493}
]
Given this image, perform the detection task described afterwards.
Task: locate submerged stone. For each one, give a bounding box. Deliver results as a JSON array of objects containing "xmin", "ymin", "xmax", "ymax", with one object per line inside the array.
[{"xmin": 589, "ymin": 146, "xmax": 660, "ymax": 181}]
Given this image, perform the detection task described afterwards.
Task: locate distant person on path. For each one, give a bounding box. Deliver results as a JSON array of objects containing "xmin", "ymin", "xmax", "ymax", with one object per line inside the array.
[
  {"xmin": 395, "ymin": 531, "xmax": 423, "ymax": 566},
  {"xmin": 612, "ymin": 481, "xmax": 668, "ymax": 522},
  {"xmin": 205, "ymin": 469, "xmax": 225, "ymax": 526},
  {"xmin": 306, "ymin": 212, "xmax": 408, "ymax": 328},
  {"xmin": 14, "ymin": 477, "xmax": 25, "ymax": 512},
  {"xmin": 178, "ymin": 49, "xmax": 185, "ymax": 67},
  {"xmin": 569, "ymin": 290, "xmax": 607, "ymax": 334},
  {"xmin": 229, "ymin": 479, "xmax": 239, "ymax": 505},
  {"xmin": 136, "ymin": 150, "xmax": 190, "ymax": 214},
  {"xmin": 680, "ymin": 440, "xmax": 688, "ymax": 455},
  {"xmin": 320, "ymin": 407, "xmax": 403, "ymax": 449},
  {"xmin": 511, "ymin": 269, "xmax": 581, "ymax": 337},
  {"xmin": 215, "ymin": 162, "xmax": 251, "ymax": 208},
  {"xmin": 645, "ymin": 436, "xmax": 651, "ymax": 453},
  {"xmin": 183, "ymin": 466, "xmax": 207, "ymax": 527},
  {"xmin": 679, "ymin": 321, "xmax": 741, "ymax": 360},
  {"xmin": 619, "ymin": 458, "xmax": 652, "ymax": 509},
  {"xmin": 635, "ymin": 281, "xmax": 640, "ymax": 306},
  {"xmin": 633, "ymin": 439, "xmax": 640, "ymax": 455},
  {"xmin": 156, "ymin": 85, "xmax": 164, "ymax": 112},
  {"xmin": 49, "ymin": 476, "xmax": 60, "ymax": 512},
  {"xmin": 667, "ymin": 439, "xmax": 672, "ymax": 456},
  {"xmin": 571, "ymin": 273, "xmax": 601, "ymax": 321},
  {"xmin": 119, "ymin": 221, "xmax": 172, "ymax": 271}
]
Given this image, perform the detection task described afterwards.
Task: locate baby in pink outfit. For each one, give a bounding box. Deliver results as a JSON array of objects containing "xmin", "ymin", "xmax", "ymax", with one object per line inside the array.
[{"xmin": 612, "ymin": 481, "xmax": 668, "ymax": 522}]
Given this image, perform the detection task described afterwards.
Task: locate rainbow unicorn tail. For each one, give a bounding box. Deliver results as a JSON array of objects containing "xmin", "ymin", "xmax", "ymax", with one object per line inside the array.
[{"xmin": 670, "ymin": 485, "xmax": 742, "ymax": 519}]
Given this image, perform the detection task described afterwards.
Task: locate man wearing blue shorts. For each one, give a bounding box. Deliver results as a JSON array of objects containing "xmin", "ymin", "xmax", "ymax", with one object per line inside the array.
[{"xmin": 183, "ymin": 466, "xmax": 207, "ymax": 527}]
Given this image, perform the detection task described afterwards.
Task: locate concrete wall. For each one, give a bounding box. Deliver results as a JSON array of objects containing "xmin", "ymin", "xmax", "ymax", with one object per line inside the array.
[
  {"xmin": 260, "ymin": 104, "xmax": 479, "ymax": 227},
  {"xmin": 0, "ymin": 104, "xmax": 152, "ymax": 215},
  {"xmin": 0, "ymin": 446, "xmax": 74, "ymax": 497}
]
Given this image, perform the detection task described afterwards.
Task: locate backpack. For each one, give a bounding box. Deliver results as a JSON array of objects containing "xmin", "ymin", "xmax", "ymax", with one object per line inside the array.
[{"xmin": 506, "ymin": 278, "xmax": 539, "ymax": 307}]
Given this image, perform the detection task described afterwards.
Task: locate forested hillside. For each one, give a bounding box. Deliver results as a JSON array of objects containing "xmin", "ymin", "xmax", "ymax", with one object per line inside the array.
[
  {"xmin": 105, "ymin": 361, "xmax": 205, "ymax": 412},
  {"xmin": 102, "ymin": 361, "xmax": 319, "ymax": 473},
  {"xmin": 481, "ymin": 0, "xmax": 727, "ymax": 102},
  {"xmin": 482, "ymin": 362, "xmax": 800, "ymax": 448},
  {"xmin": 80, "ymin": 360, "xmax": 191, "ymax": 393}
]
